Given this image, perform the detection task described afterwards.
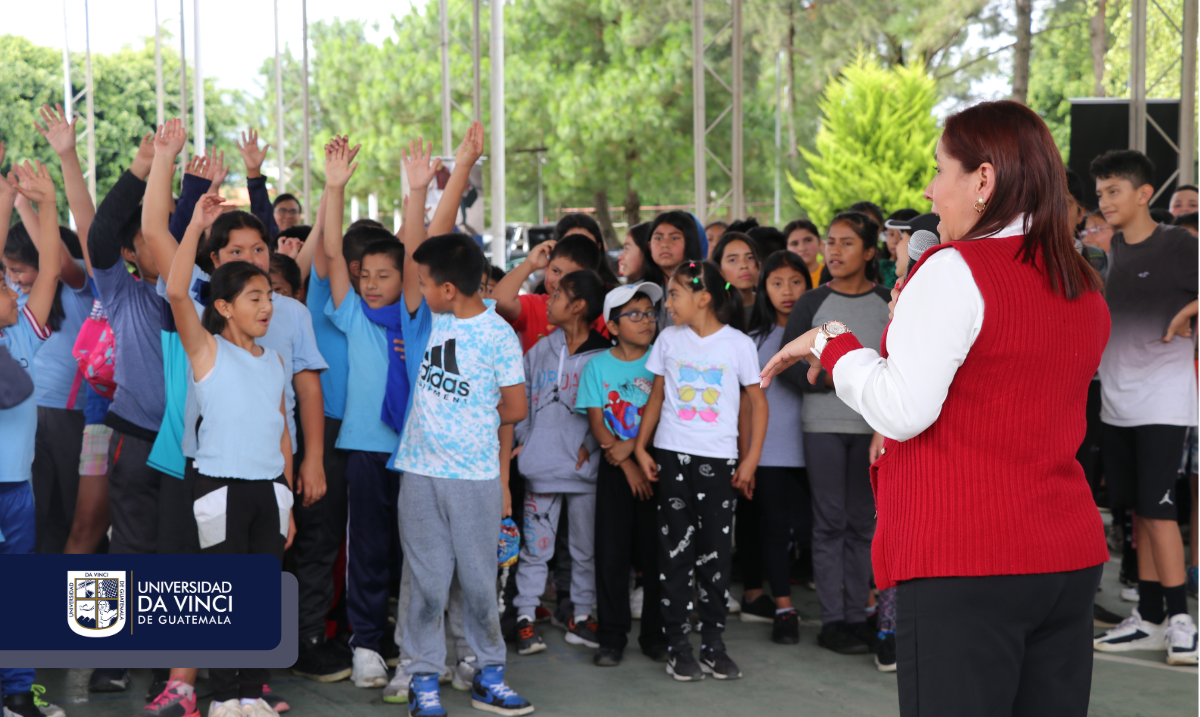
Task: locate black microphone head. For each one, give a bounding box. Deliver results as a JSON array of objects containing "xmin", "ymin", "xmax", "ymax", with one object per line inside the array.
[{"xmin": 908, "ymin": 230, "xmax": 940, "ymax": 264}]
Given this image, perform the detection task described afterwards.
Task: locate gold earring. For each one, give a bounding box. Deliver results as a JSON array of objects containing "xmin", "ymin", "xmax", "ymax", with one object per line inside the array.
[{"xmin": 973, "ymin": 197, "xmax": 987, "ymax": 213}]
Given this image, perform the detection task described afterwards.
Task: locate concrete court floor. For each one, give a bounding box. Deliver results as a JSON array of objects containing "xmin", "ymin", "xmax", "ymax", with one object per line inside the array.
[{"xmin": 35, "ymin": 555, "xmax": 1198, "ymax": 717}]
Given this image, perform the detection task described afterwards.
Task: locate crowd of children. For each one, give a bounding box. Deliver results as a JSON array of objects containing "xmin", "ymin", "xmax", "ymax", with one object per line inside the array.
[{"xmin": 0, "ymin": 102, "xmax": 1197, "ymax": 717}]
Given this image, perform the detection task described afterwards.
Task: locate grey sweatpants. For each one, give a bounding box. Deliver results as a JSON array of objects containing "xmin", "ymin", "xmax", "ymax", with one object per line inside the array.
[
  {"xmin": 399, "ymin": 472, "xmax": 505, "ymax": 676},
  {"xmin": 804, "ymin": 432, "xmax": 875, "ymax": 625},
  {"xmin": 395, "ymin": 559, "xmax": 474, "ymax": 676},
  {"xmin": 513, "ymin": 491, "xmax": 596, "ymax": 616}
]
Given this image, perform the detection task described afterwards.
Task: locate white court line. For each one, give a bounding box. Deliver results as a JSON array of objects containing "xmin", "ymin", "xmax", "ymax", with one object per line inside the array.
[{"xmin": 1094, "ymin": 652, "xmax": 1199, "ymax": 675}]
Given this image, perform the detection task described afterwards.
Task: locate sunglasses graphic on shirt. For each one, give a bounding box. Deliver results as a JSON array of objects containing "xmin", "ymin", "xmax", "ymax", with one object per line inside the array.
[{"xmin": 678, "ymin": 363, "xmax": 724, "ymax": 385}]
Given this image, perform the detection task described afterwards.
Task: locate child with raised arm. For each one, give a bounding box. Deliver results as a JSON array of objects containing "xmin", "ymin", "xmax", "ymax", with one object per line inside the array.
[
  {"xmin": 633, "ymin": 261, "xmax": 768, "ymax": 683},
  {"xmin": 321, "ymin": 135, "xmax": 408, "ymax": 688},
  {"xmin": 165, "ymin": 192, "xmax": 291, "ymax": 717},
  {"xmin": 388, "ymin": 131, "xmax": 534, "ymax": 717},
  {"xmin": 0, "ymin": 158, "xmax": 67, "ymax": 717}
]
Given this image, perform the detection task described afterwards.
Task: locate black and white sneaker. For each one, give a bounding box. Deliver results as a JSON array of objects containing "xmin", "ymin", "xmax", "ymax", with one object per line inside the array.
[
  {"xmin": 665, "ymin": 644, "xmax": 705, "ymax": 681},
  {"xmin": 739, "ymin": 594, "xmax": 776, "ymax": 624},
  {"xmin": 875, "ymin": 632, "xmax": 897, "ymax": 673},
  {"xmin": 87, "ymin": 668, "xmax": 131, "ymax": 693},
  {"xmin": 1093, "ymin": 603, "xmax": 1126, "ymax": 628},
  {"xmin": 515, "ymin": 617, "xmax": 547, "ymax": 655},
  {"xmin": 771, "ymin": 610, "xmax": 800, "ymax": 644},
  {"xmin": 1093, "ymin": 608, "xmax": 1167, "ymax": 652},
  {"xmin": 1165, "ymin": 613, "xmax": 1198, "ymax": 665},
  {"xmin": 699, "ymin": 645, "xmax": 742, "ymax": 680}
]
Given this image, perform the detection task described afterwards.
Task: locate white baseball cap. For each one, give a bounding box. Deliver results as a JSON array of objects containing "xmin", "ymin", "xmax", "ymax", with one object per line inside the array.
[{"xmin": 603, "ymin": 281, "xmax": 664, "ymax": 322}]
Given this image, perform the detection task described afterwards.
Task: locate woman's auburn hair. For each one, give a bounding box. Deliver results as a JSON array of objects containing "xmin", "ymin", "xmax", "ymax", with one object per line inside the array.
[{"xmin": 940, "ymin": 100, "xmax": 1101, "ymax": 299}]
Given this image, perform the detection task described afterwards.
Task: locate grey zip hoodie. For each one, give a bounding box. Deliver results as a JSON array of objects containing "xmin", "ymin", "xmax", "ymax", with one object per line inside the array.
[{"xmin": 515, "ymin": 328, "xmax": 611, "ymax": 494}]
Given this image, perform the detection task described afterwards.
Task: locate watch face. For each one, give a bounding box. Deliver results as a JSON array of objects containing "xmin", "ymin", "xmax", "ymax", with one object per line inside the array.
[{"xmin": 826, "ymin": 321, "xmax": 848, "ymax": 336}]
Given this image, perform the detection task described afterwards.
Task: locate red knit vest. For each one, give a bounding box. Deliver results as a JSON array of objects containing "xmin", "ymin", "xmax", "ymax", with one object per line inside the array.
[{"xmin": 824, "ymin": 236, "xmax": 1112, "ymax": 590}]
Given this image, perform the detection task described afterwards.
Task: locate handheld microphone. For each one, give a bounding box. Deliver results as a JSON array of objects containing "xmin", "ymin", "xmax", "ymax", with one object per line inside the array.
[{"xmin": 907, "ymin": 230, "xmax": 940, "ymax": 265}]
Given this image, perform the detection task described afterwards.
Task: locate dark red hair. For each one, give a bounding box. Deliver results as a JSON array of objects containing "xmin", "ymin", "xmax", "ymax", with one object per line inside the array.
[{"xmin": 941, "ymin": 101, "xmax": 1100, "ymax": 299}]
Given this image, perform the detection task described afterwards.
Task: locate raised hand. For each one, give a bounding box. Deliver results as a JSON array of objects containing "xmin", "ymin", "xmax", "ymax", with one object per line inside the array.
[
  {"xmin": 154, "ymin": 119, "xmax": 187, "ymax": 158},
  {"xmin": 403, "ymin": 138, "xmax": 442, "ymax": 192},
  {"xmin": 204, "ymin": 150, "xmax": 229, "ymax": 192},
  {"xmin": 277, "ymin": 236, "xmax": 303, "ymax": 259},
  {"xmin": 35, "ymin": 103, "xmax": 78, "ymax": 155},
  {"xmin": 0, "ymin": 171, "xmax": 16, "ymax": 208},
  {"xmin": 12, "ymin": 160, "xmax": 57, "ymax": 208},
  {"xmin": 189, "ymin": 193, "xmax": 225, "ymax": 232},
  {"xmin": 184, "ymin": 155, "xmax": 206, "ymax": 177},
  {"xmin": 325, "ymin": 135, "xmax": 360, "ymax": 189},
  {"xmin": 522, "ymin": 239, "xmax": 556, "ymax": 272},
  {"xmin": 454, "ymin": 121, "xmax": 485, "ymax": 169},
  {"xmin": 236, "ymin": 128, "xmax": 269, "ymax": 178},
  {"xmin": 130, "ymin": 133, "xmax": 156, "ymax": 179}
]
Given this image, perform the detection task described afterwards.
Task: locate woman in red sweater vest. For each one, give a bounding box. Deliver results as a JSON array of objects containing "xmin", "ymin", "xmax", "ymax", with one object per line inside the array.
[{"xmin": 762, "ymin": 101, "xmax": 1109, "ymax": 717}]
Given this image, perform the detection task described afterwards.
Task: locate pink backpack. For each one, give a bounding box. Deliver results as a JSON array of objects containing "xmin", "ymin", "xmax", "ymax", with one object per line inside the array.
[{"xmin": 72, "ymin": 298, "xmax": 117, "ymax": 400}]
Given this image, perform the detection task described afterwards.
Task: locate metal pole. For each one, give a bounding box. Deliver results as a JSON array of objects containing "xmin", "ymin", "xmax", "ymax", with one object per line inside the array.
[
  {"xmin": 774, "ymin": 50, "xmax": 781, "ymax": 227},
  {"xmin": 62, "ymin": 0, "xmax": 72, "ymax": 118},
  {"xmin": 1180, "ymin": 0, "xmax": 1197, "ymax": 185},
  {"xmin": 440, "ymin": 0, "xmax": 453, "ymax": 157},
  {"xmin": 472, "ymin": 0, "xmax": 482, "ymax": 123},
  {"xmin": 84, "ymin": 0, "xmax": 96, "ymax": 203},
  {"xmin": 154, "ymin": 0, "xmax": 164, "ymax": 127},
  {"xmin": 274, "ymin": 0, "xmax": 287, "ymax": 193},
  {"xmin": 491, "ymin": 0, "xmax": 506, "ymax": 268},
  {"xmin": 692, "ymin": 0, "xmax": 706, "ymax": 224},
  {"xmin": 731, "ymin": 0, "xmax": 743, "ymax": 219},
  {"xmin": 1129, "ymin": 0, "xmax": 1147, "ymax": 152},
  {"xmin": 179, "ymin": 0, "xmax": 187, "ymax": 166},
  {"xmin": 302, "ymin": 0, "xmax": 312, "ymax": 221},
  {"xmin": 536, "ymin": 152, "xmax": 543, "ymax": 224},
  {"xmin": 193, "ymin": 0, "xmax": 204, "ymax": 155}
]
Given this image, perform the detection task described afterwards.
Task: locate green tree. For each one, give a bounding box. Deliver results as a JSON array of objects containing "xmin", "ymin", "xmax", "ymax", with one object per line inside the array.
[
  {"xmin": 0, "ymin": 33, "xmax": 243, "ymax": 225},
  {"xmin": 787, "ymin": 54, "xmax": 938, "ymax": 228}
]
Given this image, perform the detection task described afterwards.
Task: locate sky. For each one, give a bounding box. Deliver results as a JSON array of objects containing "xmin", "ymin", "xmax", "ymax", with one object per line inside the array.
[{"xmin": 9, "ymin": 0, "xmax": 415, "ymax": 96}]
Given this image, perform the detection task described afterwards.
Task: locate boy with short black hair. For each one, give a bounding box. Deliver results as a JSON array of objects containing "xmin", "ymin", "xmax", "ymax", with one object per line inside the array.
[
  {"xmin": 269, "ymin": 253, "xmax": 303, "ymax": 300},
  {"xmin": 511, "ymin": 270, "xmax": 610, "ymax": 656},
  {"xmin": 1169, "ymin": 184, "xmax": 1198, "ymax": 217},
  {"xmin": 1090, "ymin": 149, "xmax": 1199, "ymax": 666},
  {"xmin": 393, "ymin": 131, "xmax": 533, "ymax": 717},
  {"xmin": 576, "ymin": 282, "xmax": 668, "ymax": 667}
]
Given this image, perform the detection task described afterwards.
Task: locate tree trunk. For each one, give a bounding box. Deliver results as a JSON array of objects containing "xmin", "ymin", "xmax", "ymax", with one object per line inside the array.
[
  {"xmin": 1011, "ymin": 0, "xmax": 1033, "ymax": 104},
  {"xmin": 593, "ymin": 190, "xmax": 619, "ymax": 250},
  {"xmin": 624, "ymin": 188, "xmax": 641, "ymax": 226},
  {"xmin": 1089, "ymin": 0, "xmax": 1107, "ymax": 96},
  {"xmin": 786, "ymin": 5, "xmax": 797, "ymax": 159}
]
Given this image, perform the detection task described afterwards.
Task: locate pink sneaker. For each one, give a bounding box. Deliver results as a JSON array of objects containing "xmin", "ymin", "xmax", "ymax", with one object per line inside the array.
[{"xmin": 143, "ymin": 678, "xmax": 198, "ymax": 717}]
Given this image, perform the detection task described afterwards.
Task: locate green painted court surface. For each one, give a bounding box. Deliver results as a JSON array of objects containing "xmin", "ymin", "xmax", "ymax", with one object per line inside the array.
[{"xmin": 34, "ymin": 556, "xmax": 1197, "ymax": 717}]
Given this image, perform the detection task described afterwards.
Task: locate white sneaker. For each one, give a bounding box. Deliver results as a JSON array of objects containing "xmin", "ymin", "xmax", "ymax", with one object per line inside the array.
[
  {"xmin": 451, "ymin": 657, "xmax": 477, "ymax": 691},
  {"xmin": 727, "ymin": 594, "xmax": 741, "ymax": 614},
  {"xmin": 1093, "ymin": 608, "xmax": 1167, "ymax": 652},
  {"xmin": 1165, "ymin": 613, "xmax": 1199, "ymax": 665},
  {"xmin": 630, "ymin": 586, "xmax": 644, "ymax": 620},
  {"xmin": 240, "ymin": 699, "xmax": 276, "ymax": 717},
  {"xmin": 1120, "ymin": 585, "xmax": 1139, "ymax": 602},
  {"xmin": 381, "ymin": 671, "xmax": 408, "ymax": 705},
  {"xmin": 351, "ymin": 646, "xmax": 389, "ymax": 688},
  {"xmin": 208, "ymin": 699, "xmax": 242, "ymax": 717}
]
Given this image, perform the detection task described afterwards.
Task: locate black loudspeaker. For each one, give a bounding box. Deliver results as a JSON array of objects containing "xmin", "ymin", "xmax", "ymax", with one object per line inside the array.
[{"xmin": 1068, "ymin": 98, "xmax": 1184, "ymax": 210}]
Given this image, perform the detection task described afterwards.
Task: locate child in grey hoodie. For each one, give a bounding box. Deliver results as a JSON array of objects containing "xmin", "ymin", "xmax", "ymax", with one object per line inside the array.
[{"xmin": 512, "ymin": 270, "xmax": 611, "ymax": 655}]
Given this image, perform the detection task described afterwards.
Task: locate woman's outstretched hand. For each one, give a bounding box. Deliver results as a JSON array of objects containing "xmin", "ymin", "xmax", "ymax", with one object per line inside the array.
[{"xmin": 759, "ymin": 326, "xmax": 823, "ymax": 388}]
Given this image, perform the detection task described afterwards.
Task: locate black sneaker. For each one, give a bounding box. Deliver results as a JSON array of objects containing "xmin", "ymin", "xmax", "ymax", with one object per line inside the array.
[
  {"xmin": 739, "ymin": 594, "xmax": 776, "ymax": 624},
  {"xmin": 875, "ymin": 632, "xmax": 897, "ymax": 672},
  {"xmin": 849, "ymin": 621, "xmax": 880, "ymax": 651},
  {"xmin": 565, "ymin": 615, "xmax": 600, "ymax": 648},
  {"xmin": 1093, "ymin": 603, "xmax": 1126, "ymax": 628},
  {"xmin": 593, "ymin": 646, "xmax": 623, "ymax": 666},
  {"xmin": 665, "ymin": 644, "xmax": 705, "ymax": 681},
  {"xmin": 515, "ymin": 617, "xmax": 547, "ymax": 655},
  {"xmin": 291, "ymin": 633, "xmax": 353, "ymax": 682},
  {"xmin": 88, "ymin": 668, "xmax": 131, "ymax": 693},
  {"xmin": 3, "ymin": 691, "xmax": 45, "ymax": 717},
  {"xmin": 699, "ymin": 644, "xmax": 742, "ymax": 680},
  {"xmin": 817, "ymin": 622, "xmax": 869, "ymax": 655},
  {"xmin": 772, "ymin": 609, "xmax": 800, "ymax": 645},
  {"xmin": 642, "ymin": 641, "xmax": 670, "ymax": 663}
]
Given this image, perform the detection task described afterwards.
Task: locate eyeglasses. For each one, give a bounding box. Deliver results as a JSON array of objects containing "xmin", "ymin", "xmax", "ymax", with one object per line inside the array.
[
  {"xmin": 613, "ymin": 309, "xmax": 657, "ymax": 323},
  {"xmin": 1080, "ymin": 226, "xmax": 1111, "ymax": 237},
  {"xmin": 275, "ymin": 207, "xmax": 301, "ymax": 216}
]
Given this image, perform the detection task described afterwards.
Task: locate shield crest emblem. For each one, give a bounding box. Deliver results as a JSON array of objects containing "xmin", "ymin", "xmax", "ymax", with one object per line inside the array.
[{"xmin": 67, "ymin": 571, "xmax": 126, "ymax": 637}]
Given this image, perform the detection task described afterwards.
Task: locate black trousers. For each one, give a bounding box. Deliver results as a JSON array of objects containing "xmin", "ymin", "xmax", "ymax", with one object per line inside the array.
[
  {"xmin": 655, "ymin": 449, "xmax": 736, "ymax": 644},
  {"xmin": 734, "ymin": 489, "xmax": 764, "ymax": 594},
  {"xmin": 344, "ymin": 450, "xmax": 400, "ymax": 653},
  {"xmin": 594, "ymin": 459, "xmax": 665, "ymax": 651},
  {"xmin": 292, "ymin": 417, "xmax": 349, "ymax": 639},
  {"xmin": 33, "ymin": 406, "xmax": 85, "ymax": 553},
  {"xmin": 209, "ymin": 667, "xmax": 269, "ymax": 702},
  {"xmin": 193, "ymin": 474, "xmax": 288, "ymax": 559},
  {"xmin": 896, "ymin": 565, "xmax": 1102, "ymax": 717},
  {"xmin": 107, "ymin": 430, "xmax": 161, "ymax": 554},
  {"xmin": 756, "ymin": 466, "xmax": 809, "ymax": 599}
]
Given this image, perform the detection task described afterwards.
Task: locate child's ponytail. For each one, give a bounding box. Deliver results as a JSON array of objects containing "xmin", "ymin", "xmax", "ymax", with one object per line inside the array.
[{"xmin": 671, "ymin": 261, "xmax": 745, "ymax": 332}]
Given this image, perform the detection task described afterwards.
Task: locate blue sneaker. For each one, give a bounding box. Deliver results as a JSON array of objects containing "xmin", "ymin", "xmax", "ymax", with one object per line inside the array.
[
  {"xmin": 471, "ymin": 665, "xmax": 534, "ymax": 715},
  {"xmin": 407, "ymin": 674, "xmax": 446, "ymax": 717}
]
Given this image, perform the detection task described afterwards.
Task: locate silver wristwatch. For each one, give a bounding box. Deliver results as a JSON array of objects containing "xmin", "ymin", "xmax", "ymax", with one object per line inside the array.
[{"xmin": 812, "ymin": 321, "xmax": 850, "ymax": 359}]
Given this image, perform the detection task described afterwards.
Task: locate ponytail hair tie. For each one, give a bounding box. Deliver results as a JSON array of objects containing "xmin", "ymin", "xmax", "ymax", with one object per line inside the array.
[
  {"xmin": 688, "ymin": 262, "xmax": 696, "ymax": 268},
  {"xmin": 724, "ymin": 282, "xmax": 731, "ymax": 291}
]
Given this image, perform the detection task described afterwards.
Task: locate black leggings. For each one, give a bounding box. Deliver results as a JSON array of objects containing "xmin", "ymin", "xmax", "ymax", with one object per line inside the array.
[
  {"xmin": 755, "ymin": 466, "xmax": 809, "ymax": 599},
  {"xmin": 209, "ymin": 667, "xmax": 269, "ymax": 702}
]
